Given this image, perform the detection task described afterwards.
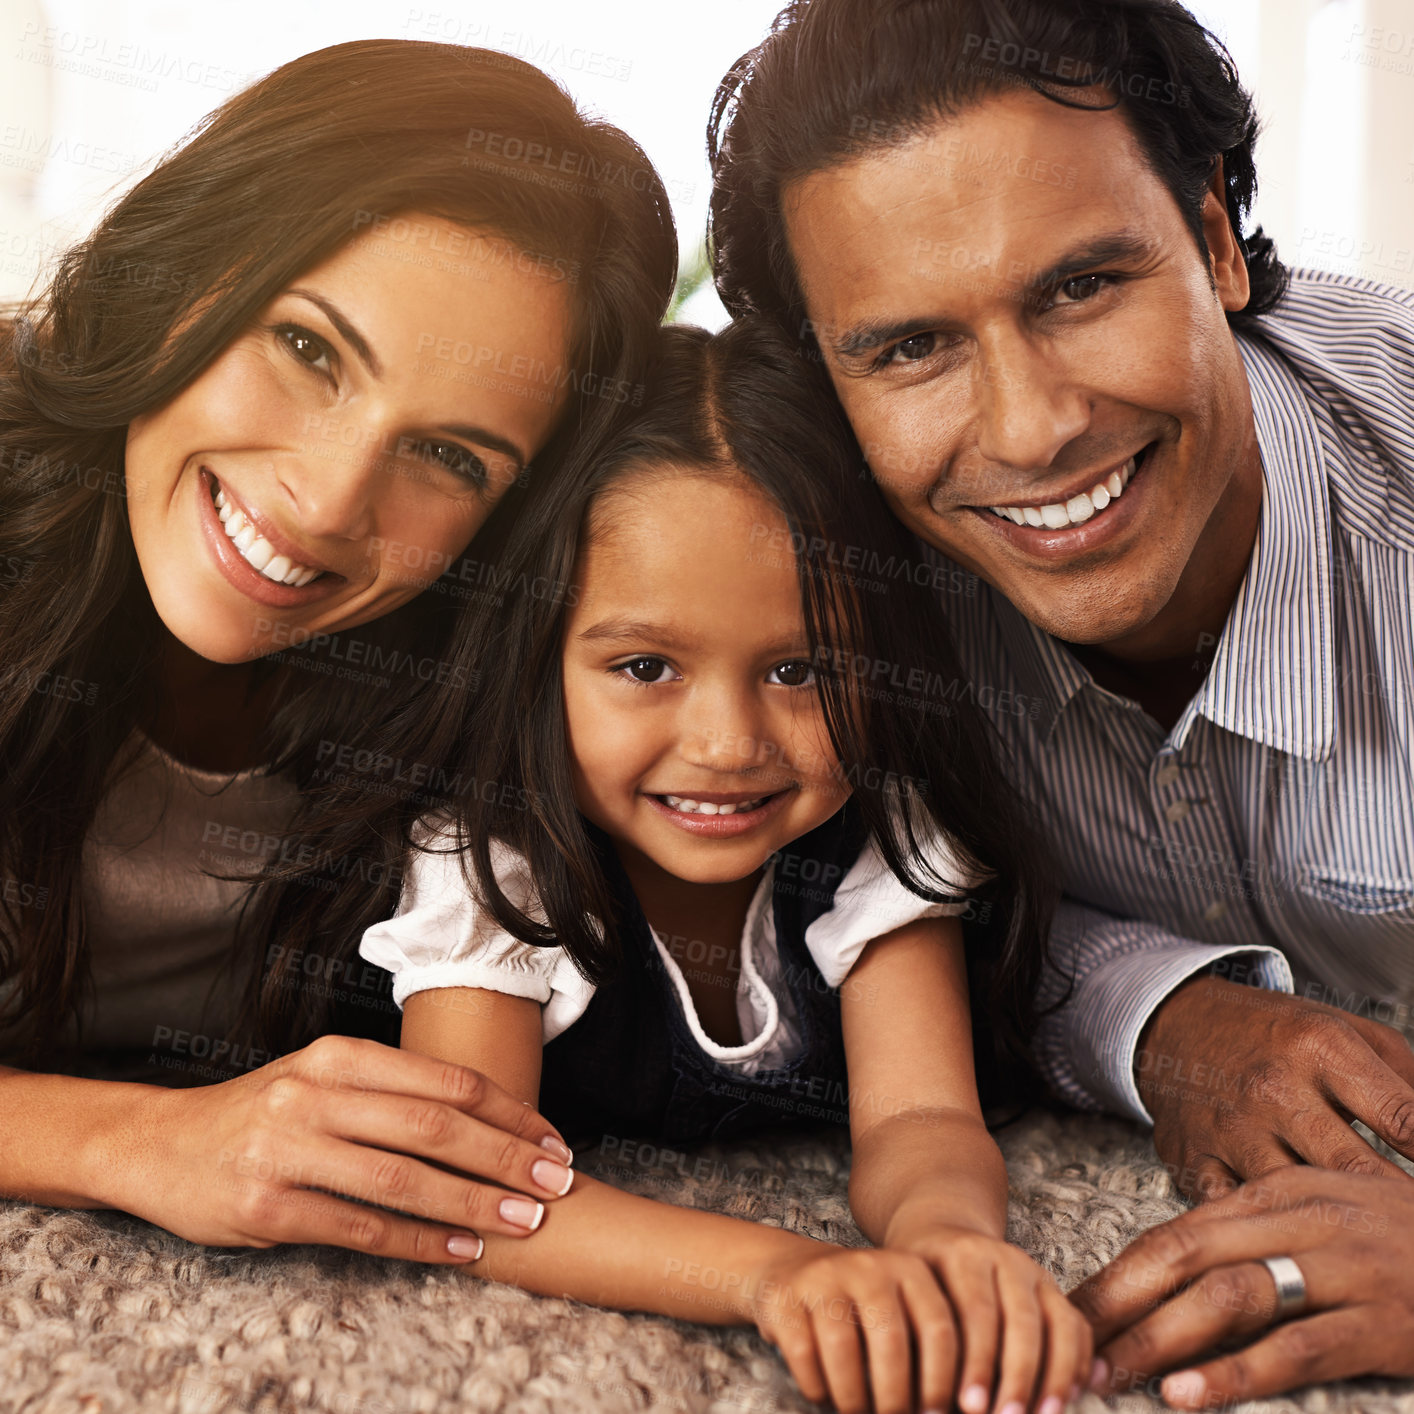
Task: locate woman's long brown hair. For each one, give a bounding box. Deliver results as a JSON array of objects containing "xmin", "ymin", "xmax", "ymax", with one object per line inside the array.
[{"xmin": 0, "ymin": 39, "xmax": 676, "ymax": 1067}]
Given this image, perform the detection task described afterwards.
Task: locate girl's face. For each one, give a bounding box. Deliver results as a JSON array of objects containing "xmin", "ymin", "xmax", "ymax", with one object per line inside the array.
[
  {"xmin": 562, "ymin": 471, "xmax": 852, "ymax": 886},
  {"xmin": 125, "ymin": 214, "xmax": 575, "ymax": 663}
]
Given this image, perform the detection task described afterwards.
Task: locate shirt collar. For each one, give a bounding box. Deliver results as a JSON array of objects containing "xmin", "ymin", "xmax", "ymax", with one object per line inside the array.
[{"xmin": 987, "ymin": 329, "xmax": 1337, "ymax": 759}]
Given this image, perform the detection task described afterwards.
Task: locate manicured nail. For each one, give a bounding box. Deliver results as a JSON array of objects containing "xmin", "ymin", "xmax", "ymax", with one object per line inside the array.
[
  {"xmin": 445, "ymin": 1233, "xmax": 483, "ymax": 1260},
  {"xmin": 499, "ymin": 1196, "xmax": 545, "ymax": 1231},
  {"xmin": 1088, "ymin": 1358, "xmax": 1109, "ymax": 1392},
  {"xmin": 999, "ymin": 1402, "xmax": 1025, "ymax": 1414},
  {"xmin": 531, "ymin": 1159, "xmax": 574, "ymax": 1195},
  {"xmin": 959, "ymin": 1385, "xmax": 989, "ymax": 1414},
  {"xmin": 539, "ymin": 1135, "xmax": 574, "ymax": 1164},
  {"xmin": 1162, "ymin": 1372, "xmax": 1206, "ymax": 1407},
  {"xmin": 1040, "ymin": 1398, "xmax": 1064, "ymax": 1414}
]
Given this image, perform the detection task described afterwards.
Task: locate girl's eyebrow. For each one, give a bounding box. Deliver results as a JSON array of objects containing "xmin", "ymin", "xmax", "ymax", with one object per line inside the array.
[{"xmin": 577, "ymin": 617, "xmax": 693, "ymax": 648}]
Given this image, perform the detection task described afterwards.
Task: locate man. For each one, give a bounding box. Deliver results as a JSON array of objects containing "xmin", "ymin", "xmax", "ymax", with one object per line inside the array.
[{"xmin": 709, "ymin": 0, "xmax": 1414, "ymax": 1402}]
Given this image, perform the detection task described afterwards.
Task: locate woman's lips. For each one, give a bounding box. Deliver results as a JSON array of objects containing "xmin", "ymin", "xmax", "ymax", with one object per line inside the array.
[
  {"xmin": 645, "ymin": 789, "xmax": 791, "ymax": 838},
  {"xmin": 196, "ymin": 468, "xmax": 345, "ymax": 609}
]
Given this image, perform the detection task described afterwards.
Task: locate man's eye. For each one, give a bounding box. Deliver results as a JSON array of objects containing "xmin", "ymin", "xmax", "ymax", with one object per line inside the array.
[
  {"xmin": 1054, "ymin": 274, "xmax": 1110, "ymax": 305},
  {"xmin": 618, "ymin": 657, "xmax": 677, "ymax": 684},
  {"xmin": 768, "ymin": 660, "xmax": 816, "ymax": 688},
  {"xmin": 276, "ymin": 323, "xmax": 333, "ymax": 373}
]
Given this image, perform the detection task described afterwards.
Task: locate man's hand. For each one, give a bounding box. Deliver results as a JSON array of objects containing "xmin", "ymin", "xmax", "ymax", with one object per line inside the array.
[
  {"xmin": 1070, "ymin": 1166, "xmax": 1414, "ymax": 1405},
  {"xmin": 1136, "ymin": 975, "xmax": 1414, "ymax": 1198}
]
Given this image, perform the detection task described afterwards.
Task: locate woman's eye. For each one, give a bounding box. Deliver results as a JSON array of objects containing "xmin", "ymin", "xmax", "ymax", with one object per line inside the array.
[
  {"xmin": 618, "ymin": 657, "xmax": 677, "ymax": 685},
  {"xmin": 768, "ymin": 660, "xmax": 816, "ymax": 688},
  {"xmin": 276, "ymin": 323, "xmax": 334, "ymax": 373},
  {"xmin": 417, "ymin": 440, "xmax": 489, "ymax": 486},
  {"xmin": 882, "ymin": 332, "xmax": 938, "ymax": 365}
]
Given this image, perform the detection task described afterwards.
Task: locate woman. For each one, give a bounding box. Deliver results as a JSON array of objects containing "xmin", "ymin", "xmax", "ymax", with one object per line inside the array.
[{"xmin": 0, "ymin": 39, "xmax": 676, "ymax": 1262}]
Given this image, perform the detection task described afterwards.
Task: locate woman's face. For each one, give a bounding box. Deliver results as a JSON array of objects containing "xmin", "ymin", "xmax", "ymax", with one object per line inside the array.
[{"xmin": 125, "ymin": 214, "xmax": 575, "ymax": 663}]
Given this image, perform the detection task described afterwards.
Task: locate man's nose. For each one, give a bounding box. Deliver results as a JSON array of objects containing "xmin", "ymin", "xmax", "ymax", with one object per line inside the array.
[{"xmin": 973, "ymin": 327, "xmax": 1090, "ymax": 471}]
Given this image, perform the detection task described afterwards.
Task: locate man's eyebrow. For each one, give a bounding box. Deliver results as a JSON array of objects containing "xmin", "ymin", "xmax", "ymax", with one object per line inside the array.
[
  {"xmin": 829, "ymin": 230, "xmax": 1157, "ymax": 360},
  {"xmin": 288, "ymin": 289, "xmax": 383, "ymax": 377}
]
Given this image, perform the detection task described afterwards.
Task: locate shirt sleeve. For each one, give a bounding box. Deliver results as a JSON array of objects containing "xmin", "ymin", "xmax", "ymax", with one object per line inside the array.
[
  {"xmin": 1034, "ymin": 897, "xmax": 1294, "ymax": 1124},
  {"xmin": 358, "ymin": 827, "xmax": 594, "ymax": 1038},
  {"xmin": 804, "ymin": 828, "xmax": 975, "ymax": 989}
]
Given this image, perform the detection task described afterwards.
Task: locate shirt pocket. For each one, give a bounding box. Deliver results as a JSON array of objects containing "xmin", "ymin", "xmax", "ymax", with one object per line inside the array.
[{"xmin": 1295, "ymin": 864, "xmax": 1414, "ymax": 918}]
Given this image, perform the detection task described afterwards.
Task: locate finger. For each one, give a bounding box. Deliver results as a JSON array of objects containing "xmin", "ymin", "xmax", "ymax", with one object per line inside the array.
[
  {"xmin": 288, "ymin": 1036, "xmax": 572, "ymax": 1159},
  {"xmin": 762, "ymin": 1312, "xmax": 829, "ymax": 1407},
  {"xmin": 1071, "ymin": 1196, "xmax": 1316, "ymax": 1344},
  {"xmin": 1186, "ymin": 1154, "xmax": 1242, "ymax": 1203},
  {"xmin": 857, "ymin": 1286, "xmax": 914, "ymax": 1414},
  {"xmin": 1036, "ymin": 1283, "xmax": 1091, "ymax": 1413},
  {"xmin": 936, "ymin": 1260, "xmax": 1000, "ymax": 1414},
  {"xmin": 283, "ymin": 1125, "xmax": 558, "ymax": 1240},
  {"xmin": 232, "ymin": 1183, "xmax": 488, "ymax": 1263},
  {"xmin": 1097, "ymin": 1259, "xmax": 1287, "ymax": 1392},
  {"xmin": 1157, "ymin": 1306, "xmax": 1406, "ymax": 1408},
  {"xmin": 320, "ymin": 1087, "xmax": 575, "ymax": 1202},
  {"xmin": 1223, "ymin": 1133, "xmax": 1302, "ymax": 1186},
  {"xmin": 1309, "ymin": 1049, "xmax": 1414, "ymax": 1167},
  {"xmin": 991, "ymin": 1271, "xmax": 1043, "ymax": 1414},
  {"xmin": 811, "ymin": 1295, "xmax": 870, "ymax": 1414},
  {"xmin": 1279, "ymin": 1106, "xmax": 1410, "ymax": 1181},
  {"xmin": 900, "ymin": 1270, "xmax": 959, "ymax": 1414}
]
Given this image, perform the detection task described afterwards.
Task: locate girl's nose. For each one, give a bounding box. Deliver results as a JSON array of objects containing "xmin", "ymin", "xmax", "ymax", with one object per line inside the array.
[
  {"xmin": 277, "ymin": 426, "xmax": 385, "ymax": 541},
  {"xmin": 677, "ymin": 685, "xmax": 775, "ymax": 774}
]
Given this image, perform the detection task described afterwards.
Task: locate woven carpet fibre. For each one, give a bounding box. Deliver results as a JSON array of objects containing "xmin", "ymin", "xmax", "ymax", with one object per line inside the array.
[{"xmin": 2, "ymin": 1107, "xmax": 1411, "ymax": 1414}]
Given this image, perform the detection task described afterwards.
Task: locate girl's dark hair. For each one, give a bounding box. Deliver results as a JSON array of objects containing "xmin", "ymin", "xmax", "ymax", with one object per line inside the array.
[
  {"xmin": 0, "ymin": 39, "xmax": 677, "ymax": 1067},
  {"xmin": 444, "ymin": 318, "xmax": 1061, "ymax": 1077},
  {"xmin": 708, "ymin": 0, "xmax": 1288, "ymax": 338}
]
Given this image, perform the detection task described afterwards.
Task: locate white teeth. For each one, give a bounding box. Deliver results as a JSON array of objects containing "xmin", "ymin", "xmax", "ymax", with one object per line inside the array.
[
  {"xmin": 212, "ymin": 480, "xmax": 323, "ymax": 587},
  {"xmin": 661, "ymin": 795, "xmax": 764, "ymax": 816},
  {"xmin": 992, "ymin": 455, "xmax": 1141, "ymax": 530}
]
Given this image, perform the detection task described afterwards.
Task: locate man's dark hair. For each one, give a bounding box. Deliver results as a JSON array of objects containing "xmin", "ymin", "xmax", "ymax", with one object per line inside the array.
[{"xmin": 708, "ymin": 0, "xmax": 1289, "ymax": 338}]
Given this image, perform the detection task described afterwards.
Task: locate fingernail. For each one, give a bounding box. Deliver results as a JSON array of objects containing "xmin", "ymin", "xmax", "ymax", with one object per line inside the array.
[
  {"xmin": 531, "ymin": 1158, "xmax": 574, "ymax": 1196},
  {"xmin": 499, "ymin": 1196, "xmax": 545, "ymax": 1231},
  {"xmin": 445, "ymin": 1233, "xmax": 483, "ymax": 1260},
  {"xmin": 1069, "ymin": 1385, "xmax": 1081, "ymax": 1405},
  {"xmin": 1040, "ymin": 1398, "xmax": 1064, "ymax": 1414},
  {"xmin": 1162, "ymin": 1372, "xmax": 1206, "ymax": 1407},
  {"xmin": 999, "ymin": 1402, "xmax": 1025, "ymax": 1414},
  {"xmin": 959, "ymin": 1385, "xmax": 989, "ymax": 1414},
  {"xmin": 539, "ymin": 1135, "xmax": 573, "ymax": 1164},
  {"xmin": 1088, "ymin": 1358, "xmax": 1109, "ymax": 1392}
]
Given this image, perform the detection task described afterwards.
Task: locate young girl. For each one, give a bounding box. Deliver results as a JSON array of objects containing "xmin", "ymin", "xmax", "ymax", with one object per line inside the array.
[{"xmin": 361, "ymin": 321, "xmax": 1090, "ymax": 1414}]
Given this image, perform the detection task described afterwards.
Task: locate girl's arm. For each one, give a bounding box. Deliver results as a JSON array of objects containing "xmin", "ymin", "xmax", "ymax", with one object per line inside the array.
[
  {"xmin": 841, "ymin": 918, "xmax": 1093, "ymax": 1414},
  {"xmin": 400, "ymin": 986, "xmax": 826, "ymax": 1322}
]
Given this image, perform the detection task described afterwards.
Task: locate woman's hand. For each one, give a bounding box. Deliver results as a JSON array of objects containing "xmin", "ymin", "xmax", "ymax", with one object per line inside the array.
[
  {"xmin": 92, "ymin": 1034, "xmax": 576, "ymax": 1261},
  {"xmin": 885, "ymin": 1221, "xmax": 1093, "ymax": 1414}
]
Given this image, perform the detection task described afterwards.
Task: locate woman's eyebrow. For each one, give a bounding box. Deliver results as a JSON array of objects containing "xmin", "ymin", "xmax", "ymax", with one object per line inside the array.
[{"xmin": 288, "ymin": 288, "xmax": 383, "ymax": 377}]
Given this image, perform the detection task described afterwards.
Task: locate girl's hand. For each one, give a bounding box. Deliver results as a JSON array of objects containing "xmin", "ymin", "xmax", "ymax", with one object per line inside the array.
[
  {"xmin": 887, "ymin": 1222, "xmax": 1093, "ymax": 1414},
  {"xmin": 93, "ymin": 1035, "xmax": 576, "ymax": 1262},
  {"xmin": 749, "ymin": 1243, "xmax": 965, "ymax": 1414}
]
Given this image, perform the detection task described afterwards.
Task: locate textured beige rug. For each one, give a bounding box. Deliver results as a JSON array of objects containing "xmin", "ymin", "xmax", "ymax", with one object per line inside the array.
[{"xmin": 2, "ymin": 1108, "xmax": 1411, "ymax": 1414}]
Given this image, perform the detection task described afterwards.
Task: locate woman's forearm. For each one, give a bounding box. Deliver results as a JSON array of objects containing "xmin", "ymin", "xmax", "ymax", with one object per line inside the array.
[
  {"xmin": 0, "ymin": 1064, "xmax": 158, "ymax": 1208},
  {"xmin": 848, "ymin": 1108, "xmax": 1007, "ymax": 1246},
  {"xmin": 472, "ymin": 1170, "xmax": 827, "ymax": 1323}
]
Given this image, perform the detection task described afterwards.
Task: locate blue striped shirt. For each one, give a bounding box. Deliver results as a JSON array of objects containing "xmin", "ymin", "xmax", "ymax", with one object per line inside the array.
[{"xmin": 942, "ymin": 268, "xmax": 1414, "ymax": 1123}]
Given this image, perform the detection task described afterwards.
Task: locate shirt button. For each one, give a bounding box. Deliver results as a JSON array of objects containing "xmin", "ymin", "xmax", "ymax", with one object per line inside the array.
[
  {"xmin": 1164, "ymin": 799, "xmax": 1193, "ymax": 823},
  {"xmin": 1156, "ymin": 763, "xmax": 1182, "ymax": 787},
  {"xmin": 1203, "ymin": 900, "xmax": 1229, "ymax": 923}
]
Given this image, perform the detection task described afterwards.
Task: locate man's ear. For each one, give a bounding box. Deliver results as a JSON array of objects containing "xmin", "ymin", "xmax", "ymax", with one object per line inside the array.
[{"xmin": 1202, "ymin": 157, "xmax": 1251, "ymax": 314}]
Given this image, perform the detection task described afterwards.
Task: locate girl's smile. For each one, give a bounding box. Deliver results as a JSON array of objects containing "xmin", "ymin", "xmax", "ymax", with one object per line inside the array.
[{"xmin": 644, "ymin": 787, "xmax": 794, "ymax": 837}]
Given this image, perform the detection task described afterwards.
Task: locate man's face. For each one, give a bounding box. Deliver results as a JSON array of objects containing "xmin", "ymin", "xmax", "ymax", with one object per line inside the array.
[{"xmin": 784, "ymin": 89, "xmax": 1260, "ymax": 653}]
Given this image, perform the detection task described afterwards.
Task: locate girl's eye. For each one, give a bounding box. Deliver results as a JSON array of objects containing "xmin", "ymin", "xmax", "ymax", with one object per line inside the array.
[
  {"xmin": 276, "ymin": 323, "xmax": 334, "ymax": 374},
  {"xmin": 412, "ymin": 439, "xmax": 489, "ymax": 486},
  {"xmin": 617, "ymin": 657, "xmax": 678, "ymax": 685},
  {"xmin": 768, "ymin": 660, "xmax": 816, "ymax": 688}
]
